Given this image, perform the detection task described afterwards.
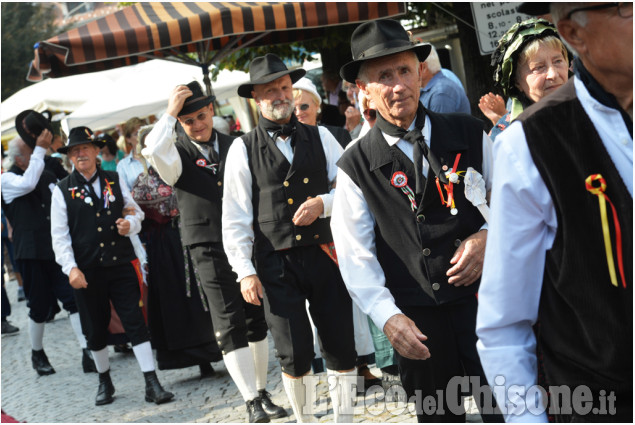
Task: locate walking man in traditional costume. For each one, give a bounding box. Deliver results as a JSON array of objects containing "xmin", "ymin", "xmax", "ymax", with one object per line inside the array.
[
  {"xmin": 222, "ymin": 54, "xmax": 358, "ymax": 423},
  {"xmin": 143, "ymin": 81, "xmax": 285, "ymax": 423},
  {"xmin": 51, "ymin": 127, "xmax": 174, "ymax": 406},
  {"xmin": 331, "ymin": 20, "xmax": 502, "ymax": 422}
]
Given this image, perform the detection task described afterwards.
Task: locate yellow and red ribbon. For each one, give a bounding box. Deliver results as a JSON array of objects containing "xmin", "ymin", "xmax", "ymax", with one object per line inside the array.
[
  {"xmin": 436, "ymin": 153, "xmax": 462, "ymax": 213},
  {"xmin": 585, "ymin": 174, "xmax": 626, "ymax": 288}
]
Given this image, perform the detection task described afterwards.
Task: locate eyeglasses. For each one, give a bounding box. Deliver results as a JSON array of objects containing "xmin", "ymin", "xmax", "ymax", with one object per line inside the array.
[
  {"xmin": 566, "ymin": 2, "xmax": 632, "ymax": 19},
  {"xmin": 295, "ymin": 103, "xmax": 310, "ymax": 111},
  {"xmin": 180, "ymin": 111, "xmax": 209, "ymax": 126}
]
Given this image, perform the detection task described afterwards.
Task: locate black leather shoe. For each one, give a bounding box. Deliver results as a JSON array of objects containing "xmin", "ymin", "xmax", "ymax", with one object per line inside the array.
[
  {"xmin": 199, "ymin": 363, "xmax": 216, "ymax": 378},
  {"xmin": 1, "ymin": 320, "xmax": 19, "ymax": 335},
  {"xmin": 83, "ymin": 348, "xmax": 98, "ymax": 373},
  {"xmin": 258, "ymin": 390, "xmax": 287, "ymax": 419},
  {"xmin": 31, "ymin": 349, "xmax": 55, "ymax": 375},
  {"xmin": 246, "ymin": 398, "xmax": 270, "ymax": 423},
  {"xmin": 96, "ymin": 370, "xmax": 115, "ymax": 405},
  {"xmin": 144, "ymin": 371, "xmax": 174, "ymax": 404}
]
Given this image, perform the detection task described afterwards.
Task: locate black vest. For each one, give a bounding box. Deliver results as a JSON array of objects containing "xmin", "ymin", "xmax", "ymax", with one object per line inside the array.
[
  {"xmin": 337, "ymin": 110, "xmax": 485, "ymax": 307},
  {"xmin": 242, "ymin": 122, "xmax": 333, "ymax": 254},
  {"xmin": 173, "ymin": 129, "xmax": 233, "ymax": 246},
  {"xmin": 520, "ymin": 79, "xmax": 633, "ymax": 394},
  {"xmin": 58, "ymin": 169, "xmax": 136, "ymax": 270},
  {"xmin": 1, "ymin": 165, "xmax": 57, "ymax": 260}
]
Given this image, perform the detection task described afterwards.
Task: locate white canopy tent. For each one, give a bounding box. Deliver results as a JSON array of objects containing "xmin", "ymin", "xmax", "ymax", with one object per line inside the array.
[
  {"xmin": 1, "ymin": 67, "xmax": 127, "ymax": 135},
  {"xmin": 62, "ymin": 59, "xmax": 252, "ymax": 133}
]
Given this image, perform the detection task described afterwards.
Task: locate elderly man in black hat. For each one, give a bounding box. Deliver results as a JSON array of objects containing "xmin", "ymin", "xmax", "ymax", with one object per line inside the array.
[
  {"xmin": 1, "ymin": 111, "xmax": 95, "ymax": 376},
  {"xmin": 331, "ymin": 20, "xmax": 502, "ymax": 422},
  {"xmin": 51, "ymin": 127, "xmax": 174, "ymax": 406},
  {"xmin": 222, "ymin": 53, "xmax": 358, "ymax": 423},
  {"xmin": 477, "ymin": 2, "xmax": 632, "ymax": 422},
  {"xmin": 142, "ymin": 81, "xmax": 283, "ymax": 423}
]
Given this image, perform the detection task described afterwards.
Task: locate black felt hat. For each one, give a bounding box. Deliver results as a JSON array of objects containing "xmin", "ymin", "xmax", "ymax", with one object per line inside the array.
[
  {"xmin": 15, "ymin": 110, "xmax": 53, "ymax": 150},
  {"xmin": 57, "ymin": 126, "xmax": 104, "ymax": 154},
  {"xmin": 178, "ymin": 81, "xmax": 216, "ymax": 116},
  {"xmin": 340, "ymin": 19, "xmax": 432, "ymax": 83},
  {"xmin": 237, "ymin": 54, "xmax": 306, "ymax": 98}
]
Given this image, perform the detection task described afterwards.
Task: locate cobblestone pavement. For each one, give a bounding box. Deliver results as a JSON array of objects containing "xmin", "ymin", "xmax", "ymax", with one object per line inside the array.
[{"xmin": 1, "ymin": 277, "xmax": 482, "ymax": 423}]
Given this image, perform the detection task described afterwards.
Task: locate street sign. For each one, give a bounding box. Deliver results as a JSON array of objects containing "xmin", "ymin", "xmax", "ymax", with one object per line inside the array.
[{"xmin": 471, "ymin": 2, "xmax": 531, "ymax": 55}]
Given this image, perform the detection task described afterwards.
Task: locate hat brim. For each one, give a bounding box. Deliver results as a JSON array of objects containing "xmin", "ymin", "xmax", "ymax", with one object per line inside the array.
[
  {"xmin": 517, "ymin": 2, "xmax": 551, "ymax": 16},
  {"xmin": 57, "ymin": 140, "xmax": 104, "ymax": 155},
  {"xmin": 178, "ymin": 95, "xmax": 216, "ymax": 117},
  {"xmin": 237, "ymin": 68, "xmax": 306, "ymax": 98},
  {"xmin": 15, "ymin": 109, "xmax": 53, "ymax": 149},
  {"xmin": 340, "ymin": 43, "xmax": 432, "ymax": 83}
]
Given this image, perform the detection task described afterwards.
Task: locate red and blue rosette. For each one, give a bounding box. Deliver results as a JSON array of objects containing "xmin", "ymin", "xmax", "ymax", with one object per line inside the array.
[{"xmin": 196, "ymin": 159, "xmax": 207, "ymax": 167}]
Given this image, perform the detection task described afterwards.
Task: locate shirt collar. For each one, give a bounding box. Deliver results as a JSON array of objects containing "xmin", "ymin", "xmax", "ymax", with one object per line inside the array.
[{"xmin": 380, "ymin": 117, "xmax": 417, "ymax": 146}]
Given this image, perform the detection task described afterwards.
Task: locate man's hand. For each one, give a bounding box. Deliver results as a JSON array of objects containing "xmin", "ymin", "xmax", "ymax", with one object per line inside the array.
[
  {"xmin": 69, "ymin": 267, "xmax": 88, "ymax": 289},
  {"xmin": 240, "ymin": 274, "xmax": 264, "ymax": 306},
  {"xmin": 115, "ymin": 218, "xmax": 130, "ymax": 235},
  {"xmin": 383, "ymin": 314, "xmax": 430, "ymax": 360},
  {"xmin": 292, "ymin": 197, "xmax": 323, "ymax": 226},
  {"xmin": 166, "ymin": 85, "xmax": 193, "ymax": 118},
  {"xmin": 478, "ymin": 93, "xmax": 507, "ymax": 126},
  {"xmin": 344, "ymin": 106, "xmax": 362, "ymax": 132},
  {"xmin": 35, "ymin": 129, "xmax": 53, "ymax": 150},
  {"xmin": 446, "ymin": 229, "xmax": 487, "ymax": 286}
]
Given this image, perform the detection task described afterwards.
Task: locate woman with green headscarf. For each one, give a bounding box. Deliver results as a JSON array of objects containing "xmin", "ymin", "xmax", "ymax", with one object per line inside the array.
[{"xmin": 489, "ymin": 18, "xmax": 570, "ymax": 141}]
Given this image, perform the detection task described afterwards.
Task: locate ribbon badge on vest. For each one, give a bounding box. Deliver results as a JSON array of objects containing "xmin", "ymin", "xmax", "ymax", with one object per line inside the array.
[
  {"xmin": 436, "ymin": 153, "xmax": 466, "ymax": 215},
  {"xmin": 195, "ymin": 158, "xmax": 218, "ymax": 175},
  {"xmin": 102, "ymin": 179, "xmax": 116, "ymax": 209}
]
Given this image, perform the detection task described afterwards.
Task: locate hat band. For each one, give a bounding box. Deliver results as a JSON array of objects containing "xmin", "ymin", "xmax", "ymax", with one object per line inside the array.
[
  {"xmin": 357, "ymin": 39, "xmax": 416, "ymax": 59},
  {"xmin": 184, "ymin": 95, "xmax": 210, "ymax": 105}
]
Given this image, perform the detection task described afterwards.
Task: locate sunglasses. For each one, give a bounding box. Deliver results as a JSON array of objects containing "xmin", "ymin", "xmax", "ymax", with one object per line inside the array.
[{"xmin": 295, "ymin": 103, "xmax": 310, "ymax": 111}]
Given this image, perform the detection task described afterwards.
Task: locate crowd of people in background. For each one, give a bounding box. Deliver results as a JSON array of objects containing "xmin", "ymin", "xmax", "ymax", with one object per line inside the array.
[{"xmin": 1, "ymin": 3, "xmax": 632, "ymax": 423}]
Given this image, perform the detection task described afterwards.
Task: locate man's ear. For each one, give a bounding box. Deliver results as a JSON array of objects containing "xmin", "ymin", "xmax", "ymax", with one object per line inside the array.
[
  {"xmin": 556, "ymin": 19, "xmax": 587, "ymax": 57},
  {"xmin": 355, "ymin": 79, "xmax": 367, "ymax": 95}
]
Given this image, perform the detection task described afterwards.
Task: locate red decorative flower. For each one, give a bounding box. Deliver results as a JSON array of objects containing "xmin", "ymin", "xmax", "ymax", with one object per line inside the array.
[
  {"xmin": 157, "ymin": 185, "xmax": 172, "ymax": 197},
  {"xmin": 391, "ymin": 171, "xmax": 408, "ymax": 188},
  {"xmin": 196, "ymin": 159, "xmax": 207, "ymax": 167},
  {"xmin": 145, "ymin": 193, "xmax": 152, "ymax": 200}
]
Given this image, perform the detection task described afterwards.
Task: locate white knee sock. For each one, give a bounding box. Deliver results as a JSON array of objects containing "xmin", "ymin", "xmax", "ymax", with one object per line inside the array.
[
  {"xmin": 132, "ymin": 341, "xmax": 155, "ymax": 372},
  {"xmin": 327, "ymin": 369, "xmax": 357, "ymax": 423},
  {"xmin": 249, "ymin": 338, "xmax": 269, "ymax": 391},
  {"xmin": 223, "ymin": 346, "xmax": 259, "ymax": 401},
  {"xmin": 29, "ymin": 319, "xmax": 45, "ymax": 351},
  {"xmin": 69, "ymin": 313, "xmax": 87, "ymax": 349},
  {"xmin": 91, "ymin": 347, "xmax": 110, "ymax": 373},
  {"xmin": 282, "ymin": 374, "xmax": 317, "ymax": 423}
]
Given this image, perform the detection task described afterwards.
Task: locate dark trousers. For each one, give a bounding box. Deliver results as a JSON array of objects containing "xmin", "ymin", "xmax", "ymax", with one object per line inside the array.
[
  {"xmin": 2, "ymin": 274, "xmax": 10, "ymax": 320},
  {"xmin": 16, "ymin": 258, "xmax": 77, "ymax": 323},
  {"xmin": 74, "ymin": 263, "xmax": 149, "ymax": 351},
  {"xmin": 188, "ymin": 242, "xmax": 267, "ymax": 354},
  {"xmin": 396, "ymin": 296, "xmax": 503, "ymax": 423},
  {"xmin": 257, "ymin": 245, "xmax": 357, "ymax": 377}
]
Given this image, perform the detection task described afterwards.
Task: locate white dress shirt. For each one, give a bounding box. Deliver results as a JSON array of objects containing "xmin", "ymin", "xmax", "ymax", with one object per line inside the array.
[
  {"xmin": 331, "ymin": 114, "xmax": 493, "ymax": 331},
  {"xmin": 222, "ymin": 125, "xmax": 343, "ymax": 282},
  {"xmin": 141, "ymin": 113, "xmax": 219, "ymax": 186},
  {"xmin": 51, "ymin": 169, "xmax": 144, "ymax": 276},
  {"xmin": 476, "ymin": 76, "xmax": 633, "ymax": 422},
  {"xmin": 1, "ymin": 147, "xmax": 50, "ymax": 204}
]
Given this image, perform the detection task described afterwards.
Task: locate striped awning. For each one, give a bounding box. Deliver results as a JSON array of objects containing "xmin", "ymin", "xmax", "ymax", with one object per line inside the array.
[{"xmin": 27, "ymin": 2, "xmax": 406, "ymax": 81}]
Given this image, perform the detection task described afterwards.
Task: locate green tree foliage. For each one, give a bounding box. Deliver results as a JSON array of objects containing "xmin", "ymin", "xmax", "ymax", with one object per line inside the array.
[{"xmin": 1, "ymin": 2, "xmax": 61, "ymax": 101}]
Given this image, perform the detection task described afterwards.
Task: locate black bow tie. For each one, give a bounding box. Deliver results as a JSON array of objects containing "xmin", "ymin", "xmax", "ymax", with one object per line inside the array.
[
  {"xmin": 259, "ymin": 113, "xmax": 297, "ymax": 142},
  {"xmin": 75, "ymin": 170, "xmax": 101, "ymax": 201},
  {"xmin": 375, "ymin": 104, "xmax": 448, "ymax": 194}
]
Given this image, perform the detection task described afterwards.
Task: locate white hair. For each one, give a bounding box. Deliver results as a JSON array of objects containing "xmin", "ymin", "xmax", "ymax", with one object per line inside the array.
[
  {"xmin": 3, "ymin": 137, "xmax": 23, "ymax": 169},
  {"xmin": 424, "ymin": 46, "xmax": 441, "ymax": 75},
  {"xmin": 550, "ymin": 2, "xmax": 588, "ymax": 57}
]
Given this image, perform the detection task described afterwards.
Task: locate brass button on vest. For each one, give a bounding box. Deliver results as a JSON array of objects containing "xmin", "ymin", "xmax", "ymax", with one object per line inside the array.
[
  {"xmin": 432, "ymin": 282, "xmax": 440, "ymax": 291},
  {"xmin": 288, "ymin": 198, "xmax": 294, "ymax": 205},
  {"xmin": 283, "ymin": 181, "xmax": 289, "ymax": 187},
  {"xmin": 295, "ymin": 235, "xmax": 302, "ymax": 241},
  {"xmin": 422, "ymin": 248, "xmax": 431, "ymax": 256},
  {"xmin": 303, "ymin": 178, "xmax": 309, "ymax": 184}
]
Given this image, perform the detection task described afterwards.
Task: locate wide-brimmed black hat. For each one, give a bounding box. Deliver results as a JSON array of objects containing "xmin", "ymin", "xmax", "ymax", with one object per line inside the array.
[
  {"xmin": 518, "ymin": 3, "xmax": 551, "ymax": 16},
  {"xmin": 15, "ymin": 110, "xmax": 53, "ymax": 150},
  {"xmin": 57, "ymin": 126, "xmax": 104, "ymax": 154},
  {"xmin": 340, "ymin": 19, "xmax": 432, "ymax": 83},
  {"xmin": 178, "ymin": 81, "xmax": 216, "ymax": 116},
  {"xmin": 237, "ymin": 53, "xmax": 306, "ymax": 98}
]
